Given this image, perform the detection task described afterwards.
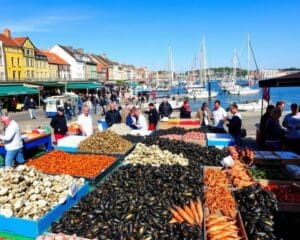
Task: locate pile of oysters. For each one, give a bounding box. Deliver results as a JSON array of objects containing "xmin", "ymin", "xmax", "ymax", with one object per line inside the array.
[{"xmin": 0, "ymin": 165, "xmax": 84, "ymax": 220}]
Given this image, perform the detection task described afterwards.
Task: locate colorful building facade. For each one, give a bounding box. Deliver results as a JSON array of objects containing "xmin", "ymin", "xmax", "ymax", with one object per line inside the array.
[
  {"xmin": 0, "ymin": 41, "xmax": 5, "ymax": 80},
  {"xmin": 0, "ymin": 29, "xmax": 24, "ymax": 81},
  {"xmin": 35, "ymin": 49, "xmax": 49, "ymax": 80},
  {"xmin": 42, "ymin": 51, "xmax": 71, "ymax": 80},
  {"xmin": 13, "ymin": 37, "xmax": 35, "ymax": 80}
]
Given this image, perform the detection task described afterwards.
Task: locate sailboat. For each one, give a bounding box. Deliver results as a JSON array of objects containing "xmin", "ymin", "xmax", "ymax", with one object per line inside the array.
[
  {"xmin": 227, "ymin": 35, "xmax": 259, "ymax": 95},
  {"xmin": 186, "ymin": 36, "xmax": 218, "ymax": 99}
]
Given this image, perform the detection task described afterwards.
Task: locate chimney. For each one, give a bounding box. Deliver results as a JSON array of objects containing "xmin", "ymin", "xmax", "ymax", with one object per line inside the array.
[{"xmin": 3, "ymin": 28, "xmax": 11, "ymax": 38}]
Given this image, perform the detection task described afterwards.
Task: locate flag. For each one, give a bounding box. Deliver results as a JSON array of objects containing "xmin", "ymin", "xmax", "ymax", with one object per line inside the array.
[{"xmin": 262, "ymin": 87, "xmax": 270, "ymax": 101}]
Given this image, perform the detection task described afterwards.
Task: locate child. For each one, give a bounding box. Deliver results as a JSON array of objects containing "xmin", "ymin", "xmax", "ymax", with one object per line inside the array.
[{"xmin": 146, "ymin": 103, "xmax": 159, "ymax": 130}]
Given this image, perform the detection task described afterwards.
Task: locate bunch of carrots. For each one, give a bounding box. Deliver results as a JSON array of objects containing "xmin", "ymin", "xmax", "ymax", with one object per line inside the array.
[
  {"xmin": 206, "ymin": 214, "xmax": 241, "ymax": 240},
  {"xmin": 26, "ymin": 150, "xmax": 116, "ymax": 178},
  {"xmin": 169, "ymin": 198, "xmax": 203, "ymax": 227},
  {"xmin": 227, "ymin": 161, "xmax": 255, "ymax": 188}
]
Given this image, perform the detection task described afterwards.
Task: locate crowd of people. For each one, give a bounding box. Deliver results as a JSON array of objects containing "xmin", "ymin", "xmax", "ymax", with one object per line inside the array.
[{"xmin": 260, "ymin": 101, "xmax": 300, "ymax": 152}]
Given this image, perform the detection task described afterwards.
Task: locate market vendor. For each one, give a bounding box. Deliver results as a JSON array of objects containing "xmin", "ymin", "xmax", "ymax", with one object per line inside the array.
[
  {"xmin": 135, "ymin": 108, "xmax": 148, "ymax": 131},
  {"xmin": 105, "ymin": 102, "xmax": 122, "ymax": 127},
  {"xmin": 77, "ymin": 105, "xmax": 93, "ymax": 137},
  {"xmin": 126, "ymin": 107, "xmax": 138, "ymax": 129},
  {"xmin": 0, "ymin": 115, "xmax": 24, "ymax": 167},
  {"xmin": 50, "ymin": 107, "xmax": 68, "ymax": 144}
]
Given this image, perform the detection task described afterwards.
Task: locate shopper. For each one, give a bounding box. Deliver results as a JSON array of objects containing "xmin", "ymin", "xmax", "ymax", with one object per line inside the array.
[
  {"xmin": 126, "ymin": 107, "xmax": 138, "ymax": 129},
  {"xmin": 64, "ymin": 100, "xmax": 72, "ymax": 121},
  {"xmin": 179, "ymin": 100, "xmax": 192, "ymax": 119},
  {"xmin": 50, "ymin": 107, "xmax": 68, "ymax": 144},
  {"xmin": 77, "ymin": 96, "xmax": 83, "ymax": 115},
  {"xmin": 159, "ymin": 98, "xmax": 173, "ymax": 118},
  {"xmin": 77, "ymin": 105, "xmax": 93, "ymax": 137},
  {"xmin": 265, "ymin": 107, "xmax": 285, "ymax": 150},
  {"xmin": 211, "ymin": 100, "xmax": 227, "ymax": 130},
  {"xmin": 0, "ymin": 115, "xmax": 24, "ymax": 167},
  {"xmin": 196, "ymin": 102, "xmax": 212, "ymax": 127},
  {"xmin": 227, "ymin": 104, "xmax": 242, "ymax": 145},
  {"xmin": 0, "ymin": 99, "xmax": 3, "ymax": 116},
  {"xmin": 259, "ymin": 105, "xmax": 275, "ymax": 149},
  {"xmin": 282, "ymin": 103, "xmax": 300, "ymax": 152},
  {"xmin": 11, "ymin": 97, "xmax": 17, "ymax": 113},
  {"xmin": 145, "ymin": 103, "xmax": 159, "ymax": 130},
  {"xmin": 27, "ymin": 98, "xmax": 37, "ymax": 120},
  {"xmin": 276, "ymin": 100, "xmax": 285, "ymax": 111},
  {"xmin": 105, "ymin": 102, "xmax": 122, "ymax": 127},
  {"xmin": 136, "ymin": 108, "xmax": 148, "ymax": 131}
]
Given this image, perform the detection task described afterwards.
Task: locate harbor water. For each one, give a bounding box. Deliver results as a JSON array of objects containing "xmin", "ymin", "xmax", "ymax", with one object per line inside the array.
[{"xmin": 157, "ymin": 80, "xmax": 300, "ymax": 112}]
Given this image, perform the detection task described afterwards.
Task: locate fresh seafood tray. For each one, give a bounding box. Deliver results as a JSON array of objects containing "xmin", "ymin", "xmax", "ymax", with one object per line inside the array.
[
  {"xmin": 0, "ymin": 166, "xmax": 89, "ymax": 238},
  {"xmin": 203, "ymin": 166, "xmax": 231, "ymax": 188},
  {"xmin": 26, "ymin": 150, "xmax": 123, "ymax": 184},
  {"xmin": 234, "ymin": 184, "xmax": 279, "ymax": 240},
  {"xmin": 258, "ymin": 179, "xmax": 300, "ymax": 212}
]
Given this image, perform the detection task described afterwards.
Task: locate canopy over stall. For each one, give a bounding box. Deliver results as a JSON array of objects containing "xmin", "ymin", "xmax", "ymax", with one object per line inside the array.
[
  {"xmin": 66, "ymin": 82, "xmax": 102, "ymax": 92},
  {"xmin": 259, "ymin": 72, "xmax": 300, "ymax": 88},
  {"xmin": 0, "ymin": 84, "xmax": 39, "ymax": 96}
]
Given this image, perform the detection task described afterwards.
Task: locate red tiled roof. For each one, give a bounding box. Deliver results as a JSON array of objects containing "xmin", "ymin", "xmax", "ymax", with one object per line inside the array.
[
  {"xmin": 35, "ymin": 48, "xmax": 47, "ymax": 57},
  {"xmin": 0, "ymin": 34, "xmax": 19, "ymax": 47},
  {"xmin": 42, "ymin": 51, "xmax": 69, "ymax": 65},
  {"xmin": 12, "ymin": 37, "xmax": 27, "ymax": 46}
]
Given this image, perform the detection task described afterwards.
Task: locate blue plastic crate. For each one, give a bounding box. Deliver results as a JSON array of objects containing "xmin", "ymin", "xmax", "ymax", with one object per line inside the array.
[
  {"xmin": 56, "ymin": 146, "xmax": 78, "ymax": 153},
  {"xmin": 0, "ymin": 182, "xmax": 89, "ymax": 238},
  {"xmin": 206, "ymin": 133, "xmax": 235, "ymax": 147}
]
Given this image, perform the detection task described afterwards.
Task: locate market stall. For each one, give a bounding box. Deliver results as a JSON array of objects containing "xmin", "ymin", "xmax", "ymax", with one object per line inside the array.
[
  {"xmin": 0, "ymin": 126, "xmax": 299, "ymax": 239},
  {"xmin": 0, "ymin": 132, "xmax": 52, "ymax": 159}
]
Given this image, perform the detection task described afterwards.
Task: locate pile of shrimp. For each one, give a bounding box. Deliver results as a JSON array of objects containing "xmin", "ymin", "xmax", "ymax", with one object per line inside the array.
[
  {"xmin": 228, "ymin": 161, "xmax": 255, "ymax": 188},
  {"xmin": 204, "ymin": 168, "xmax": 230, "ymax": 187}
]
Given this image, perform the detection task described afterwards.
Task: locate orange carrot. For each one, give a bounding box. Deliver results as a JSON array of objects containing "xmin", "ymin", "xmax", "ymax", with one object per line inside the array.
[
  {"xmin": 169, "ymin": 208, "xmax": 184, "ymax": 223},
  {"xmin": 196, "ymin": 197, "xmax": 203, "ymax": 226},
  {"xmin": 190, "ymin": 200, "xmax": 200, "ymax": 225},
  {"xmin": 174, "ymin": 206, "xmax": 195, "ymax": 225}
]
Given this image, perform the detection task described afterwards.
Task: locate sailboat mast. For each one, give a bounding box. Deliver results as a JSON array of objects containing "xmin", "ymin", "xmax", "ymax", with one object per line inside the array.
[
  {"xmin": 247, "ymin": 34, "xmax": 250, "ymax": 86},
  {"xmin": 202, "ymin": 35, "xmax": 207, "ymax": 87},
  {"xmin": 233, "ymin": 49, "xmax": 238, "ymax": 84}
]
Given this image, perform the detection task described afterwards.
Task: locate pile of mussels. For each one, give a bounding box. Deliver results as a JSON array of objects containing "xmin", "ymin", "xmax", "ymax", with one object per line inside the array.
[
  {"xmin": 52, "ymin": 163, "xmax": 203, "ymax": 239},
  {"xmin": 144, "ymin": 138, "xmax": 227, "ymax": 166},
  {"xmin": 234, "ymin": 184, "xmax": 279, "ymax": 240}
]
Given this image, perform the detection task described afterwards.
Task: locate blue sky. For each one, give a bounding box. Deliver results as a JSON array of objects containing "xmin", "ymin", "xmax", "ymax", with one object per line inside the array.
[{"xmin": 0, "ymin": 0, "xmax": 299, "ymax": 71}]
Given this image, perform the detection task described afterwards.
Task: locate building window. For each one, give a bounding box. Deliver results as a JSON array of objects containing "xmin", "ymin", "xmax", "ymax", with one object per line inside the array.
[
  {"xmin": 11, "ymin": 57, "xmax": 14, "ymax": 67},
  {"xmin": 32, "ymin": 70, "xmax": 34, "ymax": 79},
  {"xmin": 18, "ymin": 71, "xmax": 21, "ymax": 80},
  {"xmin": 13, "ymin": 71, "xmax": 16, "ymax": 79}
]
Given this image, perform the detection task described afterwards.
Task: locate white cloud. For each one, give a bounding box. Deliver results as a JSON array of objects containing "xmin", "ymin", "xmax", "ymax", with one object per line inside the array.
[{"xmin": 0, "ymin": 15, "xmax": 89, "ymax": 33}]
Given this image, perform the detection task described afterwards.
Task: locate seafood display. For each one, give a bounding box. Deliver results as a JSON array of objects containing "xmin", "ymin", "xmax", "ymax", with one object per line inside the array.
[
  {"xmin": 169, "ymin": 198, "xmax": 203, "ymax": 227},
  {"xmin": 145, "ymin": 138, "xmax": 227, "ymax": 166},
  {"xmin": 182, "ymin": 131, "xmax": 206, "ymax": 143},
  {"xmin": 249, "ymin": 166, "xmax": 290, "ymax": 180},
  {"xmin": 205, "ymin": 187, "xmax": 237, "ymax": 219},
  {"xmin": 37, "ymin": 233, "xmax": 91, "ymax": 240},
  {"xmin": 0, "ymin": 166, "xmax": 84, "ymax": 220},
  {"xmin": 123, "ymin": 134, "xmax": 147, "ymax": 143},
  {"xmin": 159, "ymin": 131, "xmax": 206, "ymax": 144},
  {"xmin": 125, "ymin": 143, "xmax": 189, "ymax": 166},
  {"xmin": 26, "ymin": 151, "xmax": 116, "ymax": 178},
  {"xmin": 204, "ymin": 168, "xmax": 230, "ymax": 187},
  {"xmin": 206, "ymin": 214, "xmax": 241, "ymax": 240},
  {"xmin": 228, "ymin": 161, "xmax": 255, "ymax": 188},
  {"xmin": 51, "ymin": 164, "xmax": 203, "ymax": 239},
  {"xmin": 235, "ymin": 184, "xmax": 278, "ymax": 240},
  {"xmin": 78, "ymin": 130, "xmax": 133, "ymax": 154},
  {"xmin": 228, "ymin": 146, "xmax": 254, "ymax": 165},
  {"xmin": 108, "ymin": 123, "xmax": 131, "ymax": 135},
  {"xmin": 263, "ymin": 183, "xmax": 300, "ymax": 203}
]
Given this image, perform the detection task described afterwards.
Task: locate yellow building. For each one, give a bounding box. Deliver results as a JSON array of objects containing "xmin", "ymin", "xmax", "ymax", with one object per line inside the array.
[
  {"xmin": 35, "ymin": 49, "xmax": 49, "ymax": 80},
  {"xmin": 0, "ymin": 29, "xmax": 24, "ymax": 81},
  {"xmin": 13, "ymin": 37, "xmax": 35, "ymax": 80}
]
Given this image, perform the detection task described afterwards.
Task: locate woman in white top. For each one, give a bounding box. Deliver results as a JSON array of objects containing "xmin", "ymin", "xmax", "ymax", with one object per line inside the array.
[{"xmin": 77, "ymin": 105, "xmax": 93, "ymax": 137}]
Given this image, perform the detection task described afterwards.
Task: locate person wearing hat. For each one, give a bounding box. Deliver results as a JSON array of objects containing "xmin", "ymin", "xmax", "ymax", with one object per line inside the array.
[
  {"xmin": 196, "ymin": 102, "xmax": 212, "ymax": 127},
  {"xmin": 50, "ymin": 107, "xmax": 68, "ymax": 144},
  {"xmin": 0, "ymin": 115, "xmax": 24, "ymax": 167}
]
